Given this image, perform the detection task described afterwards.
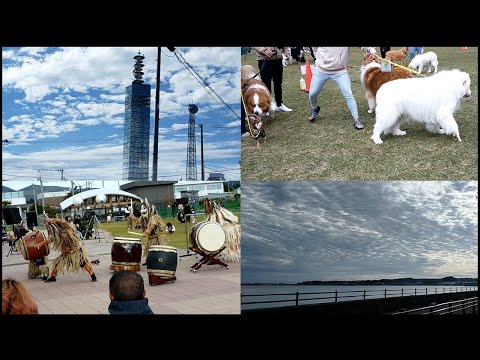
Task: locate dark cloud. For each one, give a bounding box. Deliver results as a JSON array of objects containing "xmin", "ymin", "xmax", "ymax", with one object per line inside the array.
[{"xmin": 241, "ymin": 181, "xmax": 478, "ymax": 283}]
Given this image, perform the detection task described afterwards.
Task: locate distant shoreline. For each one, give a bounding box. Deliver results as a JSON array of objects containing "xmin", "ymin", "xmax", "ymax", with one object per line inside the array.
[{"xmin": 243, "ymin": 276, "xmax": 478, "ymax": 287}]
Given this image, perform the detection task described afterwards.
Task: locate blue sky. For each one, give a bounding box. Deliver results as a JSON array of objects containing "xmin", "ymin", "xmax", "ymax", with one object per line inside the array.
[
  {"xmin": 241, "ymin": 181, "xmax": 478, "ymax": 283},
  {"xmin": 2, "ymin": 47, "xmax": 241, "ymax": 183},
  {"xmin": 2, "ymin": 180, "xmax": 129, "ymax": 192}
]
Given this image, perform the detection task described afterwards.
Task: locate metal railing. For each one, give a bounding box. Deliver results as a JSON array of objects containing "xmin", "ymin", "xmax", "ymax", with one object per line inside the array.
[
  {"xmin": 390, "ymin": 296, "xmax": 478, "ymax": 315},
  {"xmin": 241, "ymin": 286, "xmax": 478, "ymax": 308}
]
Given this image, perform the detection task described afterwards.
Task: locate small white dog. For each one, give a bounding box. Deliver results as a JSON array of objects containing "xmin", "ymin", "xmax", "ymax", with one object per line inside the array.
[
  {"xmin": 282, "ymin": 47, "xmax": 293, "ymax": 66},
  {"xmin": 408, "ymin": 51, "xmax": 439, "ymax": 74},
  {"xmin": 371, "ymin": 69, "xmax": 471, "ymax": 144}
]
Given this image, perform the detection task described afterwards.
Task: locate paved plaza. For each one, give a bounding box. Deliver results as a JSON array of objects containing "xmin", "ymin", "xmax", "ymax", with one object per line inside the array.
[{"xmin": 2, "ymin": 229, "xmax": 240, "ymax": 315}]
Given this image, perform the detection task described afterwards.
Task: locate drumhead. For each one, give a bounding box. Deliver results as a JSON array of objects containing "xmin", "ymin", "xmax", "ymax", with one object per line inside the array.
[
  {"xmin": 149, "ymin": 245, "xmax": 177, "ymax": 253},
  {"xmin": 195, "ymin": 222, "xmax": 225, "ymax": 253},
  {"xmin": 113, "ymin": 237, "xmax": 141, "ymax": 244}
]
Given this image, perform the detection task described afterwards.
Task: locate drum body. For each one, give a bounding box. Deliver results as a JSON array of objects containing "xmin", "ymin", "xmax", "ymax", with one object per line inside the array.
[
  {"xmin": 110, "ymin": 237, "xmax": 142, "ymax": 271},
  {"xmin": 147, "ymin": 245, "xmax": 177, "ymax": 285},
  {"xmin": 18, "ymin": 231, "xmax": 49, "ymax": 261},
  {"xmin": 189, "ymin": 221, "xmax": 226, "ymax": 254}
]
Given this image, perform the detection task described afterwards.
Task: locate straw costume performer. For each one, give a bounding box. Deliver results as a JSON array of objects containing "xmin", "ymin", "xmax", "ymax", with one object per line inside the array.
[
  {"xmin": 16, "ymin": 231, "xmax": 49, "ymax": 280},
  {"xmin": 127, "ymin": 205, "xmax": 141, "ymax": 230},
  {"xmin": 141, "ymin": 198, "xmax": 169, "ymax": 265},
  {"xmin": 139, "ymin": 203, "xmax": 149, "ymax": 233},
  {"xmin": 204, "ymin": 198, "xmax": 240, "ymax": 262},
  {"xmin": 39, "ymin": 213, "xmax": 97, "ymax": 282},
  {"xmin": 27, "ymin": 256, "xmax": 49, "ymax": 280}
]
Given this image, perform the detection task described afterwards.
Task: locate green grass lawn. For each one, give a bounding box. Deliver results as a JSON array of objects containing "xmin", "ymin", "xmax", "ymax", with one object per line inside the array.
[
  {"xmin": 241, "ymin": 47, "xmax": 478, "ymax": 180},
  {"xmin": 97, "ymin": 213, "xmax": 241, "ymax": 249}
]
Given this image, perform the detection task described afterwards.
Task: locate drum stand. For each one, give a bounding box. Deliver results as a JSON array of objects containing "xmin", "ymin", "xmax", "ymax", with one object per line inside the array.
[
  {"xmin": 189, "ymin": 246, "xmax": 229, "ymax": 273},
  {"xmin": 7, "ymin": 228, "xmax": 20, "ymax": 257},
  {"xmin": 179, "ymin": 214, "xmax": 198, "ymax": 259},
  {"xmin": 83, "ymin": 214, "xmax": 102, "ymax": 241},
  {"xmin": 7, "ymin": 238, "xmax": 19, "ymax": 257}
]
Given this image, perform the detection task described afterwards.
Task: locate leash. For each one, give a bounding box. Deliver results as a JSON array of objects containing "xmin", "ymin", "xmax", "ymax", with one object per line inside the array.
[
  {"xmin": 240, "ymin": 91, "xmax": 264, "ymax": 140},
  {"xmin": 372, "ymin": 53, "xmax": 421, "ymax": 76},
  {"xmin": 242, "ymin": 48, "xmax": 279, "ymax": 89},
  {"xmin": 240, "ymin": 91, "xmax": 255, "ymax": 138},
  {"xmin": 241, "ymin": 48, "xmax": 282, "ymax": 140}
]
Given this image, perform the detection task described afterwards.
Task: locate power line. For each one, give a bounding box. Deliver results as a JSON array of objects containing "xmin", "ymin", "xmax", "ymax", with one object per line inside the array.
[{"xmin": 172, "ymin": 49, "xmax": 240, "ymax": 126}]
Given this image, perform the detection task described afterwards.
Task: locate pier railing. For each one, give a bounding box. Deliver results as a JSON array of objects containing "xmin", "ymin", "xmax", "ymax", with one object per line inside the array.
[
  {"xmin": 241, "ymin": 286, "xmax": 478, "ymax": 308},
  {"xmin": 390, "ymin": 296, "xmax": 478, "ymax": 315}
]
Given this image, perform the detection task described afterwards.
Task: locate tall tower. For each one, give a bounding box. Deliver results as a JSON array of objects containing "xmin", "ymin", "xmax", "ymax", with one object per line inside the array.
[
  {"xmin": 123, "ymin": 51, "xmax": 151, "ymax": 180},
  {"xmin": 186, "ymin": 104, "xmax": 198, "ymax": 181}
]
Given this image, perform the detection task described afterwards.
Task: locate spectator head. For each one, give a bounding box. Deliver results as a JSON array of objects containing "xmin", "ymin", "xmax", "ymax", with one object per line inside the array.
[
  {"xmin": 2, "ymin": 278, "xmax": 38, "ymax": 314},
  {"xmin": 109, "ymin": 270, "xmax": 145, "ymax": 301}
]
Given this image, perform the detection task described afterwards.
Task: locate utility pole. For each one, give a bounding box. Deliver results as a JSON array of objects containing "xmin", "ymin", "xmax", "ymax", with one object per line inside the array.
[
  {"xmin": 38, "ymin": 171, "xmax": 45, "ymax": 213},
  {"xmin": 36, "ymin": 169, "xmax": 64, "ymax": 214},
  {"xmin": 32, "ymin": 184, "xmax": 39, "ymax": 215},
  {"xmin": 199, "ymin": 124, "xmax": 205, "ymax": 180},
  {"xmin": 152, "ymin": 47, "xmax": 161, "ymax": 181}
]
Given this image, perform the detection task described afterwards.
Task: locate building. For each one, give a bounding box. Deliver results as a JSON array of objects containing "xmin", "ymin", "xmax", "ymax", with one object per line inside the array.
[
  {"xmin": 207, "ymin": 172, "xmax": 226, "ymax": 181},
  {"xmin": 120, "ymin": 181, "xmax": 177, "ymax": 208},
  {"xmin": 174, "ymin": 180, "xmax": 226, "ymax": 201},
  {"xmin": 119, "ymin": 180, "xmax": 228, "ymax": 206},
  {"xmin": 123, "ymin": 52, "xmax": 151, "ymax": 180}
]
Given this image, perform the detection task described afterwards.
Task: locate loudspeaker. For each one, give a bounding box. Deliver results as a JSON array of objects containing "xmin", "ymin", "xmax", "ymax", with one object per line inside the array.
[
  {"xmin": 26, "ymin": 211, "xmax": 38, "ymax": 228},
  {"xmin": 2, "ymin": 208, "xmax": 22, "ymax": 225}
]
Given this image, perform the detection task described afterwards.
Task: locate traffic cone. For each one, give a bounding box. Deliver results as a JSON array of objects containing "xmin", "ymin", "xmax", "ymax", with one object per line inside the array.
[{"xmin": 305, "ymin": 61, "xmax": 312, "ymax": 93}]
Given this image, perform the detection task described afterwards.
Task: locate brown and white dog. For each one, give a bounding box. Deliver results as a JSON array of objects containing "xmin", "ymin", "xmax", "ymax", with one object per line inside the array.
[
  {"xmin": 360, "ymin": 53, "xmax": 414, "ymax": 113},
  {"xmin": 385, "ymin": 47, "xmax": 409, "ymax": 65},
  {"xmin": 241, "ymin": 65, "xmax": 275, "ymax": 117},
  {"xmin": 247, "ymin": 114, "xmax": 266, "ymax": 147}
]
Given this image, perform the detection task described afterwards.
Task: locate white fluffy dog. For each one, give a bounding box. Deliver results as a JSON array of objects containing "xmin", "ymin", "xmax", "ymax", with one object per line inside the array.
[
  {"xmin": 408, "ymin": 51, "xmax": 439, "ymax": 74},
  {"xmin": 282, "ymin": 47, "xmax": 293, "ymax": 66},
  {"xmin": 371, "ymin": 69, "xmax": 471, "ymax": 144}
]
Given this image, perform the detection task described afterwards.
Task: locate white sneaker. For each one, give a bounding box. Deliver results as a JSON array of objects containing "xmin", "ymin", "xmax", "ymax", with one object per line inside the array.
[
  {"xmin": 241, "ymin": 132, "xmax": 250, "ymax": 138},
  {"xmin": 276, "ymin": 103, "xmax": 292, "ymax": 112}
]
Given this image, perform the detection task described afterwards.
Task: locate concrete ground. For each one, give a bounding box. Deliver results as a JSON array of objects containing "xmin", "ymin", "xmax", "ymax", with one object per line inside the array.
[{"xmin": 2, "ymin": 229, "xmax": 240, "ymax": 315}]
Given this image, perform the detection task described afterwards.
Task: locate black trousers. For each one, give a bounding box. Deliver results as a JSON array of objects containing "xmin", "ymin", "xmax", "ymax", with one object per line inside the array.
[
  {"xmin": 258, "ymin": 58, "xmax": 283, "ymax": 105},
  {"xmin": 241, "ymin": 97, "xmax": 246, "ymax": 133},
  {"xmin": 380, "ymin": 47, "xmax": 390, "ymax": 59}
]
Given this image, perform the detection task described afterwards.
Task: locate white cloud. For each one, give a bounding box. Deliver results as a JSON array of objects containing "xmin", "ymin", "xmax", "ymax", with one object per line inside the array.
[
  {"xmin": 76, "ymin": 102, "xmax": 125, "ymax": 117},
  {"xmin": 2, "ymin": 49, "xmax": 15, "ymax": 59},
  {"xmin": 241, "ymin": 181, "xmax": 478, "ymax": 282},
  {"xmin": 2, "ymin": 47, "xmax": 241, "ymax": 181},
  {"xmin": 17, "ymin": 47, "xmax": 48, "ymax": 57},
  {"xmin": 99, "ymin": 94, "xmax": 125, "ymax": 102}
]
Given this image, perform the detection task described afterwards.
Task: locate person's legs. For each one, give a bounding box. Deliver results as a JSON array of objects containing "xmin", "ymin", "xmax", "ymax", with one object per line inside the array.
[
  {"xmin": 308, "ymin": 68, "xmax": 329, "ymax": 121},
  {"xmin": 81, "ymin": 261, "xmax": 97, "ymax": 281},
  {"xmin": 44, "ymin": 260, "xmax": 58, "ymax": 282},
  {"xmin": 271, "ymin": 59, "xmax": 284, "ymax": 106},
  {"xmin": 332, "ymin": 72, "xmax": 363, "ymax": 129},
  {"xmin": 240, "ymin": 98, "xmax": 248, "ymax": 138},
  {"xmin": 380, "ymin": 47, "xmax": 390, "ymax": 59},
  {"xmin": 258, "ymin": 60, "xmax": 272, "ymax": 92},
  {"xmin": 409, "ymin": 47, "xmax": 419, "ymax": 61}
]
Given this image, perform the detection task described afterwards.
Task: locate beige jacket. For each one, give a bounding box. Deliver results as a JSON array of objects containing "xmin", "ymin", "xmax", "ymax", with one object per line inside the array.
[
  {"xmin": 314, "ymin": 47, "xmax": 350, "ymax": 74},
  {"xmin": 252, "ymin": 47, "xmax": 285, "ymax": 60}
]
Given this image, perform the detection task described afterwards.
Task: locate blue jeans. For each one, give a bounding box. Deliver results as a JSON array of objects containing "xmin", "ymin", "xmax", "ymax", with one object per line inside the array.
[
  {"xmin": 309, "ymin": 67, "xmax": 359, "ymax": 120},
  {"xmin": 409, "ymin": 47, "xmax": 423, "ymax": 61}
]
